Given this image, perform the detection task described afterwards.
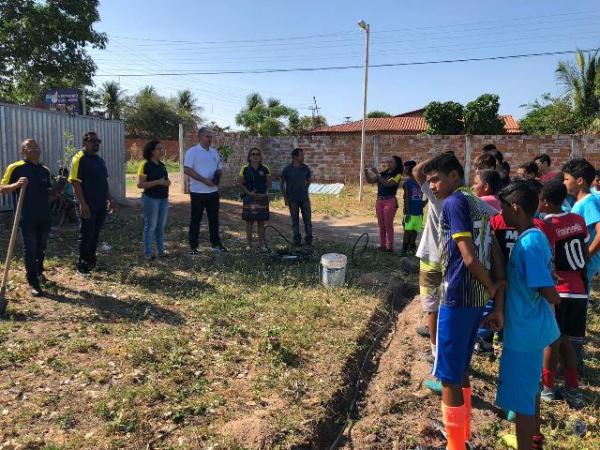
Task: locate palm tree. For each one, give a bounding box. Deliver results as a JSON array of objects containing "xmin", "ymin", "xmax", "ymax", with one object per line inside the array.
[
  {"xmin": 138, "ymin": 85, "xmax": 157, "ymax": 100},
  {"xmin": 556, "ymin": 50, "xmax": 600, "ymax": 130},
  {"xmin": 101, "ymin": 81, "xmax": 125, "ymax": 120},
  {"xmin": 175, "ymin": 89, "xmax": 201, "ymax": 124},
  {"xmin": 235, "ymin": 92, "xmax": 298, "ymax": 136}
]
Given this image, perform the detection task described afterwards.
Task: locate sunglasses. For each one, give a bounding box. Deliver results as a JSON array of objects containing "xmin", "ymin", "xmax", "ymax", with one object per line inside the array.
[{"xmin": 250, "ymin": 152, "xmax": 260, "ymax": 156}]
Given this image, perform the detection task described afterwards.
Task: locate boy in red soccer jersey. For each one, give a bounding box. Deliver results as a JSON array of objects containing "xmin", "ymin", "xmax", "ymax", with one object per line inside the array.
[{"xmin": 538, "ymin": 179, "xmax": 587, "ymax": 409}]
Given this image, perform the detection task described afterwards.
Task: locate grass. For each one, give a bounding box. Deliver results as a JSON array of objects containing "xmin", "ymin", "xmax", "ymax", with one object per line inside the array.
[
  {"xmin": 125, "ymin": 159, "xmax": 180, "ymax": 175},
  {"xmin": 221, "ymin": 182, "xmax": 404, "ymax": 219},
  {"xmin": 0, "ymin": 203, "xmax": 403, "ymax": 449}
]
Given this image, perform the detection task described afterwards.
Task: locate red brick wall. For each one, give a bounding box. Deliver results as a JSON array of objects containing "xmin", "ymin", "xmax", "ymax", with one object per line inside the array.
[
  {"xmin": 178, "ymin": 129, "xmax": 600, "ymax": 188},
  {"xmin": 125, "ymin": 138, "xmax": 180, "ymax": 161}
]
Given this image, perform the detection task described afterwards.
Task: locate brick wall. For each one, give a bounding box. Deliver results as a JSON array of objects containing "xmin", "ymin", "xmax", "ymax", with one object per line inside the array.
[
  {"xmin": 125, "ymin": 138, "xmax": 180, "ymax": 161},
  {"xmin": 180, "ymin": 127, "xmax": 600, "ymax": 188}
]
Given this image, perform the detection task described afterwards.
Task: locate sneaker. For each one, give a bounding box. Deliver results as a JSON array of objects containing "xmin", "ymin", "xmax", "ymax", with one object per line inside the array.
[
  {"xmin": 424, "ymin": 379, "xmax": 442, "ymax": 395},
  {"xmin": 416, "ymin": 325, "xmax": 430, "ymax": 338},
  {"xmin": 540, "ymin": 386, "xmax": 555, "ymax": 402},
  {"xmin": 532, "ymin": 434, "xmax": 545, "ymax": 450},
  {"xmin": 500, "ymin": 433, "xmax": 518, "ymax": 449},
  {"xmin": 212, "ymin": 244, "xmax": 228, "ymax": 253},
  {"xmin": 158, "ymin": 251, "xmax": 170, "ymax": 258},
  {"xmin": 474, "ymin": 336, "xmax": 494, "ymax": 357},
  {"xmin": 76, "ymin": 262, "xmax": 91, "ymax": 275},
  {"xmin": 564, "ymin": 386, "xmax": 584, "ymax": 409},
  {"xmin": 245, "ymin": 246, "xmax": 252, "ymax": 251},
  {"xmin": 189, "ymin": 249, "xmax": 199, "ymax": 256},
  {"xmin": 30, "ymin": 284, "xmax": 44, "ymax": 297},
  {"xmin": 144, "ymin": 255, "xmax": 156, "ymax": 261}
]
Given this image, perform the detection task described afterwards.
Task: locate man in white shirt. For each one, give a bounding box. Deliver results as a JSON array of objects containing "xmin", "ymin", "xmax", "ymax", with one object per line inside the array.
[{"xmin": 183, "ymin": 127, "xmax": 226, "ymax": 253}]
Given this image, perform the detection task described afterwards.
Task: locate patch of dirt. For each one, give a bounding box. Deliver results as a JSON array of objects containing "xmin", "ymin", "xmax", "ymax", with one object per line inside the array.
[
  {"xmin": 220, "ymin": 415, "xmax": 277, "ymax": 449},
  {"xmin": 339, "ymin": 296, "xmax": 502, "ymax": 450}
]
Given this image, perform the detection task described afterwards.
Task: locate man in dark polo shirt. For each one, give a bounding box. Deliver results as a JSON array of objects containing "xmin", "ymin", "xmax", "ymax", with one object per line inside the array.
[
  {"xmin": 69, "ymin": 131, "xmax": 115, "ymax": 274},
  {"xmin": 1, "ymin": 139, "xmax": 52, "ymax": 296},
  {"xmin": 280, "ymin": 148, "xmax": 313, "ymax": 246}
]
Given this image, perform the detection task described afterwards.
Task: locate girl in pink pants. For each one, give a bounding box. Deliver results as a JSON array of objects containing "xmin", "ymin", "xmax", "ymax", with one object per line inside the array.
[{"xmin": 365, "ymin": 155, "xmax": 404, "ymax": 252}]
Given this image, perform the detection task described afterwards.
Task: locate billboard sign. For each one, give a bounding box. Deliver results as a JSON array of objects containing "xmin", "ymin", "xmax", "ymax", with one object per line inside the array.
[{"xmin": 44, "ymin": 88, "xmax": 82, "ymax": 115}]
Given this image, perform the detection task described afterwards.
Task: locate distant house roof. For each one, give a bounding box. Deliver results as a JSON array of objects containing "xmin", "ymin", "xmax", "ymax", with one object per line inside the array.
[{"xmin": 312, "ymin": 108, "xmax": 522, "ymax": 135}]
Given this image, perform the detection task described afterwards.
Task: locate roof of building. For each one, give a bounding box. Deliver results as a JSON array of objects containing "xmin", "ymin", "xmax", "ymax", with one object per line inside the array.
[{"xmin": 311, "ymin": 109, "xmax": 522, "ymax": 135}]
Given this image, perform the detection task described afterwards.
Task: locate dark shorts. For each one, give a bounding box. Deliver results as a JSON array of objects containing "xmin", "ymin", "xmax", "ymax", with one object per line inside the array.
[
  {"xmin": 555, "ymin": 297, "xmax": 588, "ymax": 338},
  {"xmin": 433, "ymin": 305, "xmax": 485, "ymax": 385}
]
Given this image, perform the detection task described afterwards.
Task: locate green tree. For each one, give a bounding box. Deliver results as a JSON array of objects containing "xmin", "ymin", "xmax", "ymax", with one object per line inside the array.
[
  {"xmin": 464, "ymin": 94, "xmax": 505, "ymax": 135},
  {"xmin": 520, "ymin": 94, "xmax": 582, "ymax": 135},
  {"xmin": 423, "ymin": 101, "xmax": 464, "ymax": 134},
  {"xmin": 290, "ymin": 115, "xmax": 328, "ymax": 133},
  {"xmin": 101, "ymin": 81, "xmax": 126, "ymax": 120},
  {"xmin": 175, "ymin": 89, "xmax": 202, "ymax": 124},
  {"xmin": 367, "ymin": 111, "xmax": 392, "ymax": 118},
  {"xmin": 0, "ymin": 0, "xmax": 107, "ymax": 104},
  {"xmin": 556, "ymin": 50, "xmax": 600, "ymax": 130},
  {"xmin": 125, "ymin": 87, "xmax": 180, "ymax": 139},
  {"xmin": 235, "ymin": 92, "xmax": 299, "ymax": 136}
]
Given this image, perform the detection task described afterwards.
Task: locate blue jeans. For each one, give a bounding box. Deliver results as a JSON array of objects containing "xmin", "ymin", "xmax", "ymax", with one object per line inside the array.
[{"xmin": 142, "ymin": 195, "xmax": 169, "ymax": 257}]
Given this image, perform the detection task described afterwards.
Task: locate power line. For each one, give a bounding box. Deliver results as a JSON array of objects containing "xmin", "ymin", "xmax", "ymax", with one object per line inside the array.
[
  {"xmin": 96, "ymin": 47, "xmax": 600, "ymax": 77},
  {"xmin": 108, "ymin": 10, "xmax": 595, "ymax": 48}
]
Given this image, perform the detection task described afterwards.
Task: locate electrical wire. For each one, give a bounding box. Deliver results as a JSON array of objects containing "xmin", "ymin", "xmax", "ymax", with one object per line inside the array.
[
  {"xmin": 107, "ymin": 10, "xmax": 597, "ymax": 50},
  {"xmin": 96, "ymin": 47, "xmax": 600, "ymax": 77}
]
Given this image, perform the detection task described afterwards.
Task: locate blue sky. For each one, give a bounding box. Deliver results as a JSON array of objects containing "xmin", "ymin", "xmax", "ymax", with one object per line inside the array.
[{"xmin": 91, "ymin": 0, "xmax": 600, "ymax": 128}]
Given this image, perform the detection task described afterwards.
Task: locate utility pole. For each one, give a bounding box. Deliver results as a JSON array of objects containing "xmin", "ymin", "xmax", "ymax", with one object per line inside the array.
[
  {"xmin": 358, "ymin": 20, "xmax": 370, "ymax": 203},
  {"xmin": 310, "ymin": 97, "xmax": 321, "ymax": 128}
]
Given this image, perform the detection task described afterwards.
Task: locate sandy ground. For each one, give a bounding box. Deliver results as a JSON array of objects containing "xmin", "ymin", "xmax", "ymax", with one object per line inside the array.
[{"xmin": 125, "ymin": 179, "xmax": 406, "ymax": 250}]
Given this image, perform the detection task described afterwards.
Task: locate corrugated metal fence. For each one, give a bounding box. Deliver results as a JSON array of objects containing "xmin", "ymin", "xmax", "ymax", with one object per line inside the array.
[{"xmin": 0, "ymin": 103, "xmax": 125, "ymax": 210}]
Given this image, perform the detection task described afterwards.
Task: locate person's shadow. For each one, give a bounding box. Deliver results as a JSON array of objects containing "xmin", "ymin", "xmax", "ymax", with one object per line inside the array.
[{"xmin": 43, "ymin": 286, "xmax": 185, "ymax": 325}]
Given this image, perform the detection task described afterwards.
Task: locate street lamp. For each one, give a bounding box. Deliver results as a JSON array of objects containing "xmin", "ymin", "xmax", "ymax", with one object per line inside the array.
[{"xmin": 358, "ymin": 20, "xmax": 370, "ymax": 202}]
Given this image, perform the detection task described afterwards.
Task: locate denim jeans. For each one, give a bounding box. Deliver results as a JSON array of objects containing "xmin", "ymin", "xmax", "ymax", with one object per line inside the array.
[
  {"xmin": 288, "ymin": 199, "xmax": 313, "ymax": 245},
  {"xmin": 142, "ymin": 194, "xmax": 169, "ymax": 257},
  {"xmin": 19, "ymin": 219, "xmax": 50, "ymax": 286}
]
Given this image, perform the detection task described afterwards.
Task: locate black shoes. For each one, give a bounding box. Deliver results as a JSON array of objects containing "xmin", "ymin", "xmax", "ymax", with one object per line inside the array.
[{"xmin": 30, "ymin": 283, "xmax": 44, "ymax": 297}]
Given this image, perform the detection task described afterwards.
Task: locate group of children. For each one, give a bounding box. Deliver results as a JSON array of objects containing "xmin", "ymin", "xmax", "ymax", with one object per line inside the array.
[
  {"xmin": 409, "ymin": 148, "xmax": 599, "ymax": 450},
  {"xmin": 366, "ymin": 157, "xmax": 427, "ymax": 256}
]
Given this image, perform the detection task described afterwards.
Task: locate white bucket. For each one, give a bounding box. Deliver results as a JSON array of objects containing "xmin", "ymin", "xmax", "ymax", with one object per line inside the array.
[{"xmin": 321, "ymin": 253, "xmax": 348, "ymax": 287}]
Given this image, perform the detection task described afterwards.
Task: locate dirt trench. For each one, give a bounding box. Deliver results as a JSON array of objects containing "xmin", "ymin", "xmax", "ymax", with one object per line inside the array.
[{"xmin": 334, "ymin": 295, "xmax": 503, "ymax": 450}]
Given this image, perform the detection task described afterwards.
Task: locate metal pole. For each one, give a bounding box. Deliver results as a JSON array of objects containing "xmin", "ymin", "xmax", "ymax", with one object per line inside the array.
[
  {"xmin": 179, "ymin": 123, "xmax": 185, "ymax": 194},
  {"xmin": 359, "ymin": 23, "xmax": 370, "ymax": 202}
]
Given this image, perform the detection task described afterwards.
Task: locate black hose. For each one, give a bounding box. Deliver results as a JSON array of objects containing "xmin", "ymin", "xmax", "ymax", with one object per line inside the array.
[
  {"xmin": 264, "ymin": 224, "xmax": 295, "ymax": 251},
  {"xmin": 350, "ymin": 232, "xmax": 369, "ymax": 266},
  {"xmin": 326, "ymin": 294, "xmax": 397, "ymax": 450}
]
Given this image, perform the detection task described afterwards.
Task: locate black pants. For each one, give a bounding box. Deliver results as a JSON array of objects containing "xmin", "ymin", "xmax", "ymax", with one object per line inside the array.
[
  {"xmin": 78, "ymin": 208, "xmax": 107, "ymax": 266},
  {"xmin": 289, "ymin": 199, "xmax": 313, "ymax": 245},
  {"xmin": 20, "ymin": 220, "xmax": 50, "ymax": 286},
  {"xmin": 189, "ymin": 192, "xmax": 221, "ymax": 249}
]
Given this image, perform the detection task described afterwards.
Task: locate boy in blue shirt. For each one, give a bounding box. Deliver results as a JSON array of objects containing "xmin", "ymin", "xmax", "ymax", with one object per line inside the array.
[
  {"xmin": 562, "ymin": 159, "xmax": 600, "ymax": 294},
  {"xmin": 422, "ymin": 153, "xmax": 505, "ymax": 450},
  {"xmin": 562, "ymin": 158, "xmax": 600, "ymax": 372},
  {"xmin": 496, "ymin": 180, "xmax": 561, "ymax": 450}
]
